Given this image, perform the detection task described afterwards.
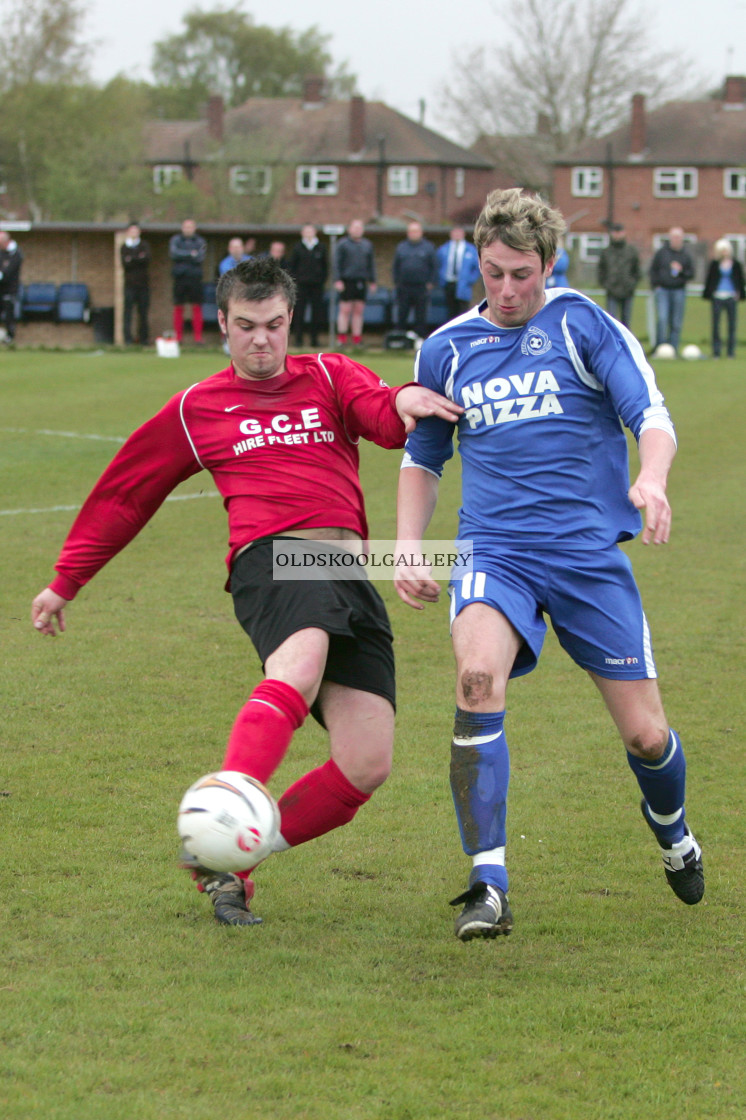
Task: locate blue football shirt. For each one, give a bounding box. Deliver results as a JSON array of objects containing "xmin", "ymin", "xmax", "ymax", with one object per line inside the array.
[{"xmin": 402, "ymin": 288, "xmax": 675, "ymax": 549}]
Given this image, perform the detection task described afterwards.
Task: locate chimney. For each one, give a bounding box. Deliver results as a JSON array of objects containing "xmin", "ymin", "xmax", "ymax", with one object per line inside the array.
[
  {"xmin": 206, "ymin": 95, "xmax": 224, "ymax": 142},
  {"xmin": 536, "ymin": 111, "xmax": 551, "ymax": 136},
  {"xmin": 630, "ymin": 93, "xmax": 646, "ymax": 155},
  {"xmin": 349, "ymin": 95, "xmax": 366, "ymax": 152},
  {"xmin": 723, "ymin": 75, "xmax": 746, "ymax": 106},
  {"xmin": 303, "ymin": 75, "xmax": 325, "ymax": 105}
]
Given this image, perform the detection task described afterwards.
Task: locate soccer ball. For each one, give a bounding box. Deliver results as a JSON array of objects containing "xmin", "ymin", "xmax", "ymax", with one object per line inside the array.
[
  {"xmin": 681, "ymin": 344, "xmax": 702, "ymax": 360},
  {"xmin": 177, "ymin": 771, "xmax": 280, "ymax": 872},
  {"xmin": 653, "ymin": 343, "xmax": 677, "ymax": 359}
]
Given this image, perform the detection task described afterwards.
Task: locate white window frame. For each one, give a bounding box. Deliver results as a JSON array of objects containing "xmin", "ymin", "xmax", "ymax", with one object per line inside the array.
[
  {"xmin": 387, "ymin": 166, "xmax": 418, "ymax": 196},
  {"xmin": 723, "ymin": 168, "xmax": 746, "ymax": 198},
  {"xmin": 296, "ymin": 165, "xmax": 338, "ymax": 195},
  {"xmin": 653, "ymin": 167, "xmax": 698, "ymax": 198},
  {"xmin": 229, "ymin": 165, "xmax": 272, "ymax": 195},
  {"xmin": 571, "ymin": 166, "xmax": 603, "ymax": 197},
  {"xmin": 565, "ymin": 232, "xmax": 608, "ymax": 262},
  {"xmin": 152, "ymin": 164, "xmax": 184, "ymax": 193},
  {"xmin": 454, "ymin": 167, "xmax": 465, "ymax": 198}
]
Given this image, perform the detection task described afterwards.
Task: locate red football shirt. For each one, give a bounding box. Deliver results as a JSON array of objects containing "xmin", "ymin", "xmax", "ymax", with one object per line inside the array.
[{"xmin": 50, "ymin": 354, "xmax": 409, "ymax": 600}]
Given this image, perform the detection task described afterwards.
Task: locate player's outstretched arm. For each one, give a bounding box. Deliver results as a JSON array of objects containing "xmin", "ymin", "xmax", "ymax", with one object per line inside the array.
[
  {"xmin": 31, "ymin": 588, "xmax": 70, "ymax": 637},
  {"xmin": 628, "ymin": 428, "xmax": 677, "ymax": 545},
  {"xmin": 395, "ymin": 466, "xmax": 442, "ymax": 609},
  {"xmin": 394, "ymin": 385, "xmax": 463, "ymax": 434}
]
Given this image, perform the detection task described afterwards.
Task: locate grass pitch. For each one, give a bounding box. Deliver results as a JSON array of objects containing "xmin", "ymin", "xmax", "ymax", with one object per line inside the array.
[{"xmin": 1, "ymin": 346, "xmax": 745, "ymax": 1119}]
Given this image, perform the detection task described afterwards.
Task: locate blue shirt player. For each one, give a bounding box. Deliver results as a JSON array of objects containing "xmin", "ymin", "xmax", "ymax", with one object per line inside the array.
[{"xmin": 395, "ymin": 188, "xmax": 704, "ymax": 942}]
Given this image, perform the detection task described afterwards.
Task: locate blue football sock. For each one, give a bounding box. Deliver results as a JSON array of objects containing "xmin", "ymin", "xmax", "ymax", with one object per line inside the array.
[
  {"xmin": 627, "ymin": 728, "xmax": 687, "ymax": 845},
  {"xmin": 450, "ymin": 709, "xmax": 509, "ymax": 893}
]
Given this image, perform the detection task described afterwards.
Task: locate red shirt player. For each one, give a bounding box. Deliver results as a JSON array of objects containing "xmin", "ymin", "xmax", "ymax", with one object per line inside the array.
[{"xmin": 31, "ymin": 257, "xmax": 463, "ymax": 927}]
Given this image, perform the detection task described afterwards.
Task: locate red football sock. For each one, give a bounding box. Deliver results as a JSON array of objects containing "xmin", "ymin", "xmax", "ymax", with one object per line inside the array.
[
  {"xmin": 222, "ymin": 679, "xmax": 308, "ymax": 784},
  {"xmin": 352, "ymin": 335, "xmax": 362, "ymax": 345},
  {"xmin": 173, "ymin": 305, "xmax": 184, "ymax": 341},
  {"xmin": 192, "ymin": 304, "xmax": 204, "ymax": 342},
  {"xmin": 276, "ymin": 758, "xmax": 371, "ymax": 848},
  {"xmin": 337, "ymin": 333, "xmax": 348, "ymax": 344}
]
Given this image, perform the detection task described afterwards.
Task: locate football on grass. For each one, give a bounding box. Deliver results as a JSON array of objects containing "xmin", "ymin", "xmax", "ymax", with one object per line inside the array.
[{"xmin": 178, "ymin": 771, "xmax": 280, "ymax": 872}]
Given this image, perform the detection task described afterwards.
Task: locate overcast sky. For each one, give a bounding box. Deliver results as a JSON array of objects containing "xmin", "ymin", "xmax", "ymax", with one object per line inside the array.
[{"xmin": 86, "ymin": 0, "xmax": 746, "ymax": 137}]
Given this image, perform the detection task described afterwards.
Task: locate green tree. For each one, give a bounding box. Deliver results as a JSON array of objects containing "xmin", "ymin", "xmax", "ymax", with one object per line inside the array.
[
  {"xmin": 150, "ymin": 4, "xmax": 356, "ymax": 118},
  {"xmin": 0, "ymin": 78, "xmax": 152, "ymax": 221}
]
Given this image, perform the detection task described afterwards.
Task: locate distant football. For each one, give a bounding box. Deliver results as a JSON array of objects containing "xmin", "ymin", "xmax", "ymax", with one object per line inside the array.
[
  {"xmin": 177, "ymin": 771, "xmax": 280, "ymax": 872},
  {"xmin": 653, "ymin": 343, "xmax": 677, "ymax": 359},
  {"xmin": 681, "ymin": 344, "xmax": 703, "ymax": 360}
]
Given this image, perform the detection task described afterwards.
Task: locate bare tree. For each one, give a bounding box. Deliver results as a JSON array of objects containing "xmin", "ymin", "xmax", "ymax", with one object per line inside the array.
[
  {"xmin": 0, "ymin": 0, "xmax": 90, "ymax": 91},
  {"xmin": 442, "ymin": 0, "xmax": 701, "ymax": 159}
]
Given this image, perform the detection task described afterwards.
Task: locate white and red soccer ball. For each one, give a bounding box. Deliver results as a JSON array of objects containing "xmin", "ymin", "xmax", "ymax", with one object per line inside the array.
[{"xmin": 177, "ymin": 771, "xmax": 280, "ymax": 872}]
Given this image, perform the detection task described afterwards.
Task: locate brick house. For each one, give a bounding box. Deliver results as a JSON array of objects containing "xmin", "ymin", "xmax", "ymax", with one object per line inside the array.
[
  {"xmin": 553, "ymin": 77, "xmax": 746, "ymax": 284},
  {"xmin": 143, "ymin": 80, "xmax": 495, "ymax": 227}
]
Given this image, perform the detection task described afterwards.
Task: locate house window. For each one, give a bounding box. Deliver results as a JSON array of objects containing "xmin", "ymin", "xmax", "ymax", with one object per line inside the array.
[
  {"xmin": 296, "ymin": 166, "xmax": 338, "ymax": 195},
  {"xmin": 571, "ymin": 167, "xmax": 603, "ymax": 197},
  {"xmin": 724, "ymin": 168, "xmax": 746, "ymax": 198},
  {"xmin": 230, "ymin": 165, "xmax": 271, "ymax": 195},
  {"xmin": 454, "ymin": 168, "xmax": 465, "ymax": 198},
  {"xmin": 152, "ymin": 165, "xmax": 183, "ymax": 193},
  {"xmin": 653, "ymin": 168, "xmax": 698, "ymax": 197},
  {"xmin": 388, "ymin": 166, "xmax": 418, "ymax": 196},
  {"xmin": 565, "ymin": 232, "xmax": 608, "ymax": 262}
]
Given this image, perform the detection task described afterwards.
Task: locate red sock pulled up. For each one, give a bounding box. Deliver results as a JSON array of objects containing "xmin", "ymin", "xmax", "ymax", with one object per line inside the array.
[{"xmin": 222, "ymin": 679, "xmax": 308, "ymax": 785}]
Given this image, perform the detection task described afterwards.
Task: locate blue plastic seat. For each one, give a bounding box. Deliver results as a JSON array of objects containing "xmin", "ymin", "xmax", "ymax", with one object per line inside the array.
[
  {"xmin": 56, "ymin": 283, "xmax": 91, "ymax": 323},
  {"xmin": 22, "ymin": 283, "xmax": 57, "ymax": 318}
]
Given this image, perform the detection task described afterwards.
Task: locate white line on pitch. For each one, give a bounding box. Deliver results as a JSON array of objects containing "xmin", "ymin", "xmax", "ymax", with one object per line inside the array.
[
  {"xmin": 0, "ymin": 492, "xmax": 220, "ymax": 517},
  {"xmin": 0, "ymin": 427, "xmax": 127, "ymax": 443}
]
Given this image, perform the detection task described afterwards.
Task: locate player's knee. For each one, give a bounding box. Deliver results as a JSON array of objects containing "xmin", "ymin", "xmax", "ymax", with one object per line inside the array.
[
  {"xmin": 626, "ymin": 725, "xmax": 669, "ymax": 761},
  {"xmin": 352, "ymin": 752, "xmax": 392, "ymax": 794},
  {"xmin": 458, "ymin": 667, "xmax": 496, "ymax": 707}
]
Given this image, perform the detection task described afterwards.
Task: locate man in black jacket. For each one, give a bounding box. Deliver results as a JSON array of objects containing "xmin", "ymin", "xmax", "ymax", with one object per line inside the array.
[
  {"xmin": 393, "ymin": 221, "xmax": 438, "ymax": 340},
  {"xmin": 0, "ymin": 230, "xmax": 23, "ymax": 344},
  {"xmin": 649, "ymin": 227, "xmax": 694, "ymax": 354},
  {"xmin": 169, "ymin": 218, "xmax": 207, "ymax": 344},
  {"xmin": 120, "ymin": 223, "xmax": 151, "ymax": 346},
  {"xmin": 598, "ymin": 224, "xmax": 640, "ymax": 328},
  {"xmin": 288, "ymin": 224, "xmax": 328, "ymax": 347}
]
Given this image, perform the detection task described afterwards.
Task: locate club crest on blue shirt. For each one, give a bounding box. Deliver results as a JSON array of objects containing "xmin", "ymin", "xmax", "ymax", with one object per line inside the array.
[{"xmin": 521, "ymin": 326, "xmax": 551, "ymax": 357}]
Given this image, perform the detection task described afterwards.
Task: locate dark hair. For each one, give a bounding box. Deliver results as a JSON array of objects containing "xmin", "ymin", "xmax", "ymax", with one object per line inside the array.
[{"xmin": 216, "ymin": 256, "xmax": 296, "ymax": 314}]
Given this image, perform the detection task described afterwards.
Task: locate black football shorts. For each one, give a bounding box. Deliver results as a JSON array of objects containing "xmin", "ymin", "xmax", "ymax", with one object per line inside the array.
[{"xmin": 230, "ymin": 538, "xmax": 396, "ymax": 724}]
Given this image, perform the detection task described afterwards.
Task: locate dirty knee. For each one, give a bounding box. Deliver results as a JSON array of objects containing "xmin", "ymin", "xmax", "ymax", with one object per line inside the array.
[
  {"xmin": 627, "ymin": 728, "xmax": 669, "ymax": 761},
  {"xmin": 459, "ymin": 669, "xmax": 494, "ymax": 707}
]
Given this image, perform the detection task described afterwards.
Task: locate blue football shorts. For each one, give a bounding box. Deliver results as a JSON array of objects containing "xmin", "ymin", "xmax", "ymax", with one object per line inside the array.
[{"xmin": 448, "ymin": 544, "xmax": 657, "ymax": 680}]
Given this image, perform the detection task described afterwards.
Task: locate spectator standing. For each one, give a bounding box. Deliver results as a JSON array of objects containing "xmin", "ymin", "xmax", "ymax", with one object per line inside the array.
[
  {"xmin": 649, "ymin": 227, "xmax": 694, "ymax": 354},
  {"xmin": 702, "ymin": 238, "xmax": 744, "ymax": 358},
  {"xmin": 288, "ymin": 223, "xmax": 328, "ymax": 348},
  {"xmin": 333, "ymin": 219, "xmax": 377, "ymax": 351},
  {"xmin": 0, "ymin": 230, "xmax": 23, "ymax": 345},
  {"xmin": 219, "ymin": 237, "xmax": 250, "ymax": 276},
  {"xmin": 598, "ymin": 224, "xmax": 641, "ymax": 328},
  {"xmin": 120, "ymin": 223, "xmax": 151, "ymax": 346},
  {"xmin": 393, "ymin": 221, "xmax": 439, "ymax": 340},
  {"xmin": 437, "ymin": 226, "xmax": 481, "ymax": 319},
  {"xmin": 169, "ymin": 218, "xmax": 207, "ymax": 344},
  {"xmin": 265, "ymin": 241, "xmax": 288, "ymax": 269}
]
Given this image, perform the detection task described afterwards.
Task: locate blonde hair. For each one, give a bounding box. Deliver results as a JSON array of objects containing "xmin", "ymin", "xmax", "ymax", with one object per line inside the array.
[
  {"xmin": 714, "ymin": 238, "xmax": 733, "ymax": 260},
  {"xmin": 474, "ymin": 188, "xmax": 566, "ymax": 268}
]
